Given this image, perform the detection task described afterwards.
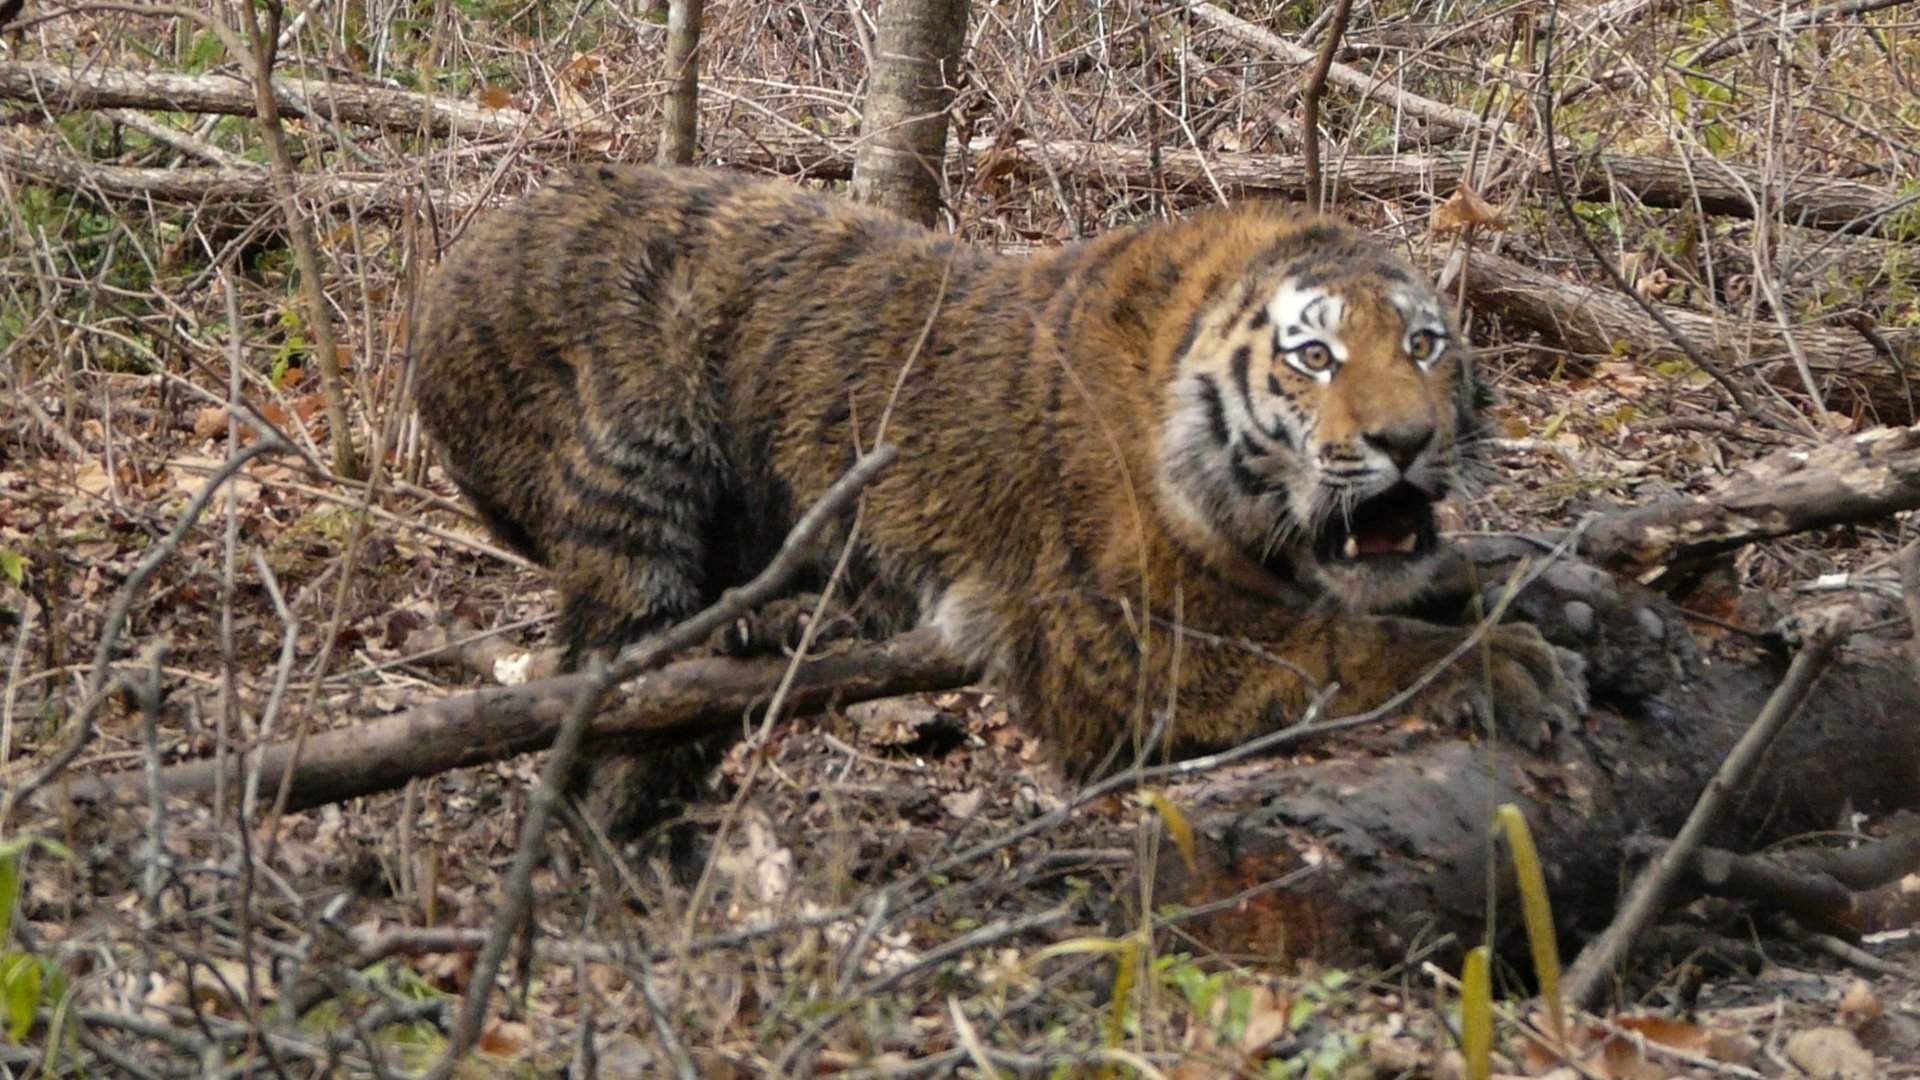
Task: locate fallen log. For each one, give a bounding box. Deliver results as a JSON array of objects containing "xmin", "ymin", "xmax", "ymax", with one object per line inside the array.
[
  {"xmin": 1149, "ymin": 653, "xmax": 1920, "ymax": 972},
  {"xmin": 1576, "ymin": 422, "xmax": 1920, "ymax": 583},
  {"xmin": 1458, "ymin": 249, "xmax": 1919, "ymax": 421},
  {"xmin": 48, "ymin": 629, "xmax": 977, "ymax": 813},
  {"xmin": 2, "ymin": 60, "xmax": 1900, "ymax": 231},
  {"xmin": 0, "ymin": 138, "xmax": 476, "ymax": 211},
  {"xmin": 0, "ymin": 58, "xmax": 533, "ymax": 139},
  {"xmin": 56, "ymin": 420, "xmax": 1920, "ymax": 804}
]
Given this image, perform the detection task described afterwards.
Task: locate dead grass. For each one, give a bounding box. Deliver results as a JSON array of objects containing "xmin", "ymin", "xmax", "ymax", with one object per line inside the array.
[{"xmin": 2, "ymin": 0, "xmax": 1919, "ymax": 1075}]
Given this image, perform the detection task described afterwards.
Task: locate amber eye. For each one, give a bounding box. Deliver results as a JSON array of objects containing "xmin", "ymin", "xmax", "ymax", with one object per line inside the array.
[
  {"xmin": 1408, "ymin": 329, "xmax": 1446, "ymax": 365},
  {"xmin": 1290, "ymin": 341, "xmax": 1336, "ymax": 373}
]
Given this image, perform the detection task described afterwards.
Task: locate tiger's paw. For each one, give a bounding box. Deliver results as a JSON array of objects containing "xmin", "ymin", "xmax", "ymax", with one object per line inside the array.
[
  {"xmin": 1420, "ymin": 622, "xmax": 1590, "ymax": 750},
  {"xmin": 703, "ymin": 593, "xmax": 861, "ymax": 659}
]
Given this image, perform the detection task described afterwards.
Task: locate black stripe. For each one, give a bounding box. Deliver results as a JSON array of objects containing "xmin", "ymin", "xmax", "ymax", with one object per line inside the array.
[
  {"xmin": 1195, "ymin": 376, "xmax": 1230, "ymax": 448},
  {"xmin": 581, "ymin": 425, "xmax": 703, "ymax": 474},
  {"xmin": 1170, "ymin": 306, "xmax": 1209, "ymax": 367},
  {"xmin": 559, "ymin": 457, "xmax": 707, "ymax": 517},
  {"xmin": 755, "ymin": 231, "xmax": 875, "ymax": 391},
  {"xmin": 562, "ymin": 517, "xmax": 704, "ymax": 558},
  {"xmin": 1229, "ymin": 344, "xmax": 1253, "ymax": 414},
  {"xmin": 1227, "ymin": 444, "xmax": 1285, "ymax": 496}
]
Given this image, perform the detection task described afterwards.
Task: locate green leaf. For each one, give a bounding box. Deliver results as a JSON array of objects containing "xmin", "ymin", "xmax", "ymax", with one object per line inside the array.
[
  {"xmin": 1, "ymin": 956, "xmax": 38, "ymax": 1042},
  {"xmin": 0, "ymin": 852, "xmax": 17, "ymax": 945},
  {"xmin": 0, "ymin": 551, "xmax": 22, "ymax": 588},
  {"xmin": 1461, "ymin": 946, "xmax": 1493, "ymax": 1080},
  {"xmin": 185, "ymin": 30, "xmax": 227, "ymax": 73},
  {"xmin": 1495, "ymin": 804, "xmax": 1564, "ymax": 1042}
]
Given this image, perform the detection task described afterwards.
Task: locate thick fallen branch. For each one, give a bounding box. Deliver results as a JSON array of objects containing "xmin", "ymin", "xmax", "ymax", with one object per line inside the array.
[
  {"xmin": 0, "ymin": 58, "xmax": 532, "ymax": 138},
  {"xmin": 1182, "ymin": 1, "xmax": 1501, "ymax": 136},
  {"xmin": 1632, "ymin": 822, "xmax": 1920, "ymax": 938},
  {"xmin": 739, "ymin": 133, "xmax": 1898, "ymax": 233},
  {"xmin": 1459, "ymin": 250, "xmax": 1918, "ymax": 419},
  {"xmin": 49, "ymin": 629, "xmax": 977, "ymax": 813},
  {"xmin": 0, "ymin": 139, "xmax": 475, "ymax": 211},
  {"xmin": 1577, "ymin": 422, "xmax": 1920, "ymax": 581}
]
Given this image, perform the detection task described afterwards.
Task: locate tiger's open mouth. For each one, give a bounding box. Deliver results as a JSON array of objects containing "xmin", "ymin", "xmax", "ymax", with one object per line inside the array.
[{"xmin": 1313, "ymin": 483, "xmax": 1438, "ymax": 564}]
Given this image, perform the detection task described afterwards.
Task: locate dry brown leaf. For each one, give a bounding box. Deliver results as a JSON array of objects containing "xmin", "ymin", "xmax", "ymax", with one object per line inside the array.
[
  {"xmin": 560, "ymin": 51, "xmax": 604, "ymax": 86},
  {"xmin": 1786, "ymin": 1026, "xmax": 1876, "ymax": 1079},
  {"xmin": 294, "ymin": 392, "xmax": 329, "ymax": 420},
  {"xmin": 192, "ymin": 405, "xmax": 230, "ymax": 441},
  {"xmin": 940, "ymin": 788, "xmax": 985, "ymax": 819},
  {"xmin": 72, "ymin": 459, "xmax": 113, "ymax": 496},
  {"xmin": 477, "ymin": 85, "xmax": 514, "ymax": 110},
  {"xmin": 1838, "ymin": 979, "xmax": 1882, "ymax": 1029},
  {"xmin": 1432, "ymin": 184, "xmax": 1507, "ymax": 233},
  {"xmin": 1177, "ymin": 983, "xmax": 1292, "ymax": 1076},
  {"xmin": 1613, "ymin": 1013, "xmax": 1712, "ymax": 1054},
  {"xmin": 478, "ymin": 1019, "xmax": 532, "ymax": 1058}
]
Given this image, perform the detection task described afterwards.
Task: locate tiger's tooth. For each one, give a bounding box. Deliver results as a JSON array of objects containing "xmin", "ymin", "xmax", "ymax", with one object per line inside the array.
[
  {"xmin": 1394, "ymin": 533, "xmax": 1419, "ymax": 554},
  {"xmin": 1341, "ymin": 536, "xmax": 1359, "ymax": 559}
]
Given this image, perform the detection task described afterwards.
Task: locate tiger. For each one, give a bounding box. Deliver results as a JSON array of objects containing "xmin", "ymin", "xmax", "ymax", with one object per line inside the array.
[{"xmin": 411, "ymin": 164, "xmax": 1585, "ymax": 827}]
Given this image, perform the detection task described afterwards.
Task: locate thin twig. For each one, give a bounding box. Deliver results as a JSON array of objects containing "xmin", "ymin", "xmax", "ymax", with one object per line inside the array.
[
  {"xmin": 1299, "ymin": 0, "xmax": 1355, "ymax": 212},
  {"xmin": 6, "ymin": 435, "xmax": 290, "ymax": 811},
  {"xmin": 228, "ymin": 0, "xmax": 360, "ymax": 479},
  {"xmin": 1562, "ymin": 609, "xmax": 1855, "ymax": 1009},
  {"xmin": 1536, "ymin": 0, "xmax": 1755, "ymax": 418},
  {"xmin": 427, "ymin": 446, "xmax": 898, "ymax": 1074}
]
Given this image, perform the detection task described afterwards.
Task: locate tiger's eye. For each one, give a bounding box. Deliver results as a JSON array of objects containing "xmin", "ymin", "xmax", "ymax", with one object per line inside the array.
[
  {"xmin": 1408, "ymin": 329, "xmax": 1443, "ymax": 363},
  {"xmin": 1296, "ymin": 342, "xmax": 1334, "ymax": 372}
]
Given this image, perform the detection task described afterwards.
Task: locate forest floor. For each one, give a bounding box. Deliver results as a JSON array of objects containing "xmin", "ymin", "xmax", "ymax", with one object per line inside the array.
[{"xmin": 3, "ymin": 0, "xmax": 1920, "ymax": 1075}]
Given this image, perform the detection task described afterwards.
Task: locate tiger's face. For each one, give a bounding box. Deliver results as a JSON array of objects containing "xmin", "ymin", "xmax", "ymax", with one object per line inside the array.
[{"xmin": 1158, "ymin": 240, "xmax": 1476, "ymax": 611}]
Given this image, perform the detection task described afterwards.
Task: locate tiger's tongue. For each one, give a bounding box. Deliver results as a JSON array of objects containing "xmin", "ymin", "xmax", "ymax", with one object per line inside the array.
[
  {"xmin": 1353, "ymin": 505, "xmax": 1420, "ymax": 556},
  {"xmin": 1355, "ymin": 526, "xmax": 1408, "ymax": 556}
]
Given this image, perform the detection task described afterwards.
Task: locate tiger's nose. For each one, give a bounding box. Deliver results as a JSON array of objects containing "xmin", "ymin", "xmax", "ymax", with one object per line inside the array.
[{"xmin": 1364, "ymin": 421, "xmax": 1435, "ymax": 473}]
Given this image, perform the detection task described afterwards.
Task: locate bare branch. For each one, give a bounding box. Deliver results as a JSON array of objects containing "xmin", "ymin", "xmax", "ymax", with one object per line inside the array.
[{"xmin": 1299, "ymin": 0, "xmax": 1355, "ymax": 212}]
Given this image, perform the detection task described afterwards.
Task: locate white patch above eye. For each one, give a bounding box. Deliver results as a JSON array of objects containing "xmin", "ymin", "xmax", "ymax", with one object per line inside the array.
[{"xmin": 1267, "ymin": 283, "xmax": 1346, "ymax": 383}]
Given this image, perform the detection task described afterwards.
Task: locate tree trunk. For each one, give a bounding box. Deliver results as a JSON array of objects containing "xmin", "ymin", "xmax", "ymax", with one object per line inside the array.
[
  {"xmin": 849, "ymin": 0, "xmax": 971, "ymax": 227},
  {"xmin": 655, "ymin": 0, "xmax": 703, "ymax": 166}
]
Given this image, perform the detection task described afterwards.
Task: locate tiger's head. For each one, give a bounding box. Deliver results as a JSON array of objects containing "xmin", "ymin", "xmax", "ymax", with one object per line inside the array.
[{"xmin": 1156, "ymin": 219, "xmax": 1481, "ymax": 612}]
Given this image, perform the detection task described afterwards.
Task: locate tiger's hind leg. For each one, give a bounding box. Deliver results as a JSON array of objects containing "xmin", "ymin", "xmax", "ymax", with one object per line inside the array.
[{"xmin": 541, "ymin": 354, "xmax": 738, "ymax": 862}]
